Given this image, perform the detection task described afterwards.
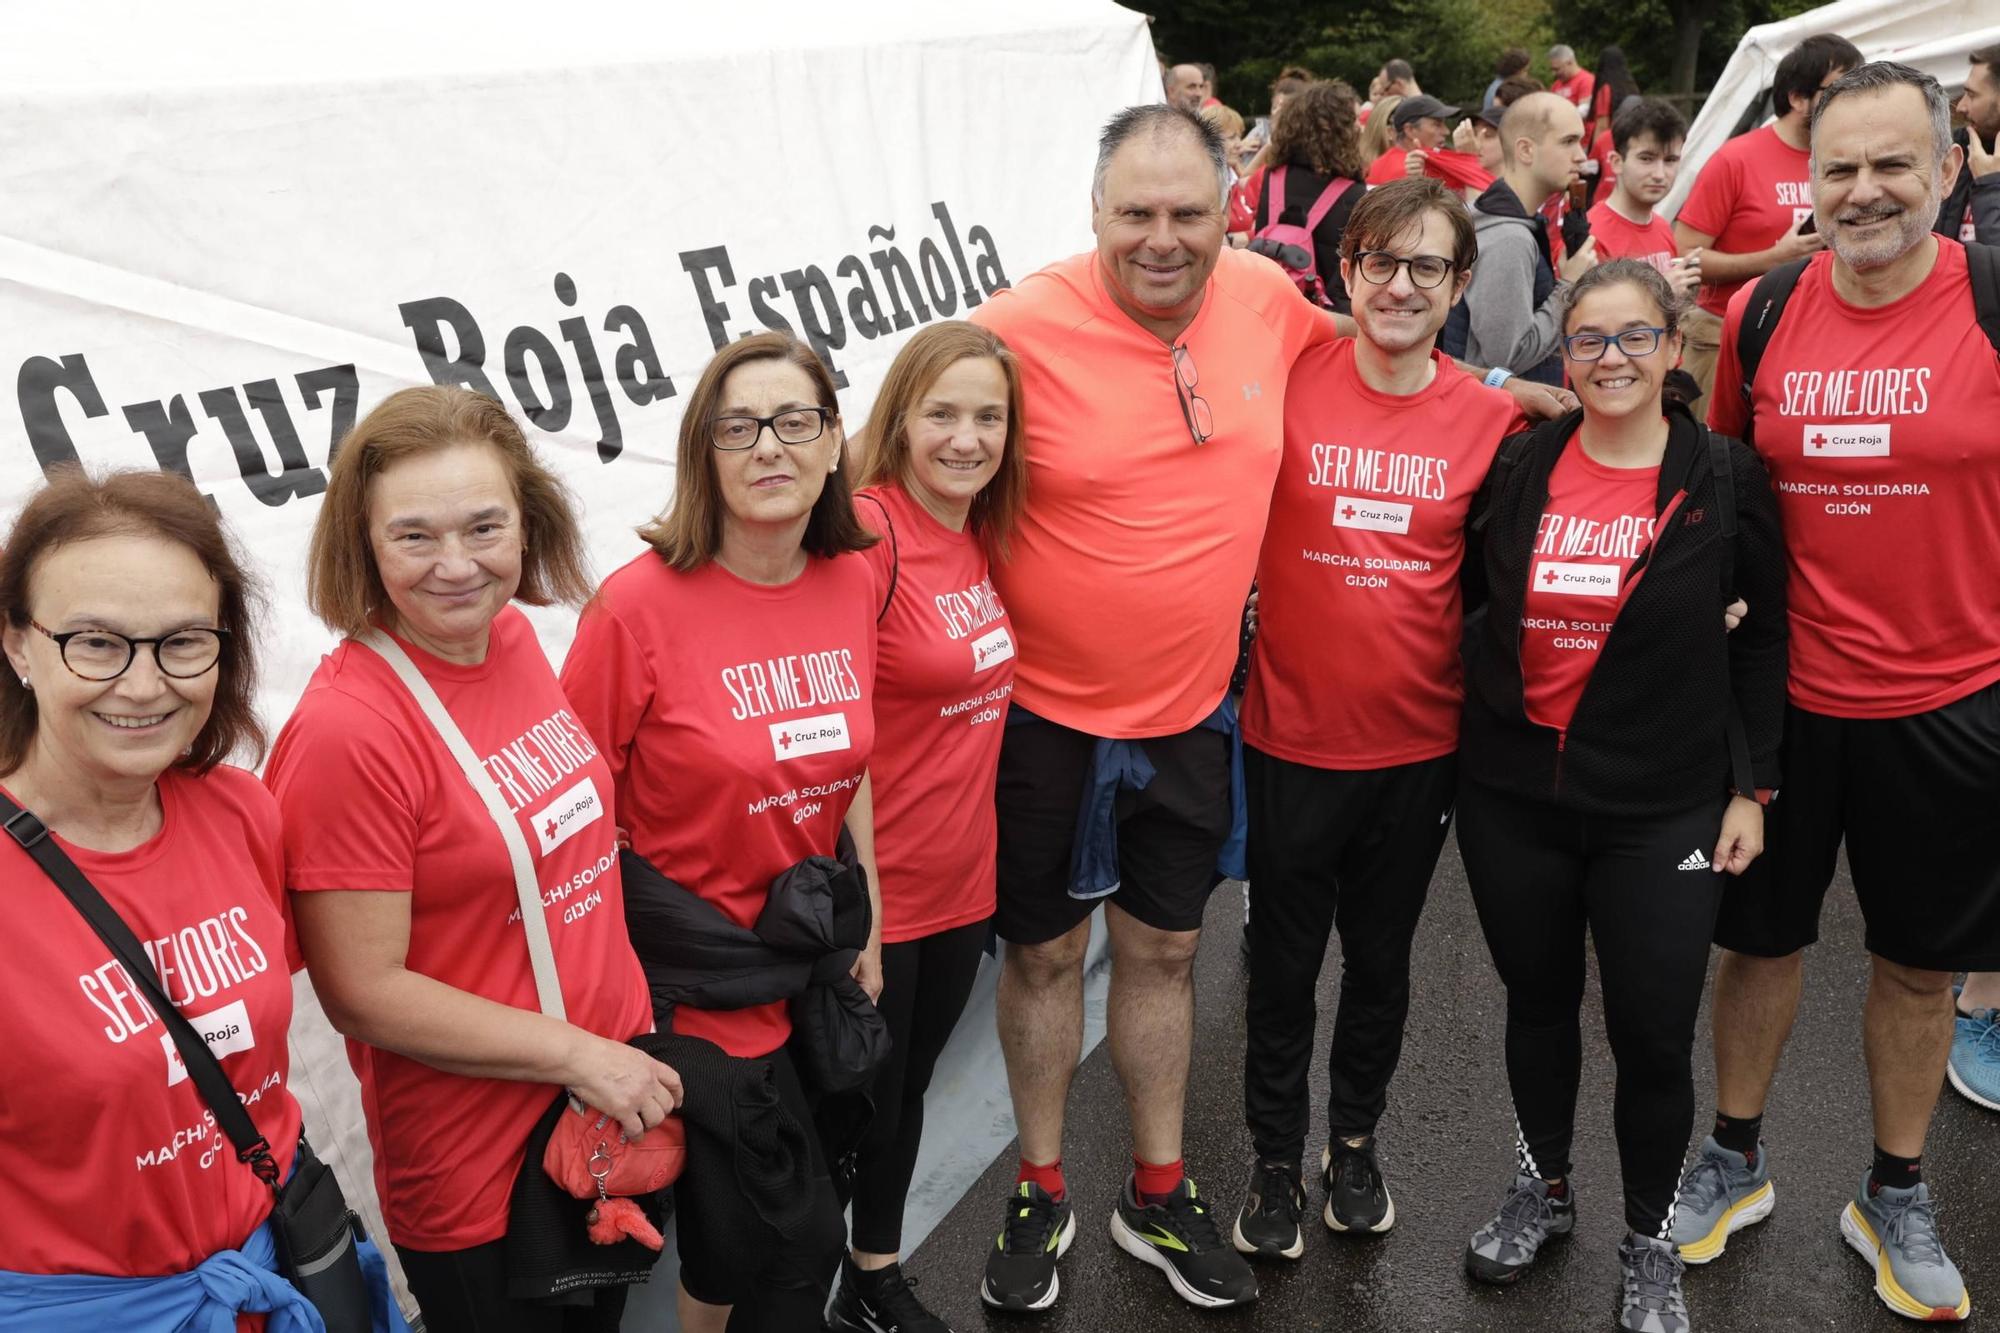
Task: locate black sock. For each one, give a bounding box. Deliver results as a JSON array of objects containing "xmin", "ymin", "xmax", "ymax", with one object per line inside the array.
[
  {"xmin": 1870, "ymin": 1145, "xmax": 1922, "ymax": 1193},
  {"xmin": 849, "ymin": 1258, "xmax": 899, "ymax": 1288},
  {"xmin": 1712, "ymin": 1111, "xmax": 1763, "ymax": 1157}
]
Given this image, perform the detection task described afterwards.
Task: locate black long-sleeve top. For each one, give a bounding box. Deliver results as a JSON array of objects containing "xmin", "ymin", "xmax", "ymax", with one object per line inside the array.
[{"xmin": 1461, "ymin": 404, "xmax": 1789, "ymax": 815}]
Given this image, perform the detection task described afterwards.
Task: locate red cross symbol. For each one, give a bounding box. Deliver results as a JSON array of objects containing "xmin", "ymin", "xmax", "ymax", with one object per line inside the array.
[
  {"xmin": 1809, "ymin": 432, "xmax": 1828, "ymax": 449},
  {"xmin": 778, "ymin": 732, "xmax": 792, "ymax": 749},
  {"xmin": 1543, "ymin": 569, "xmax": 1559, "ymax": 584},
  {"xmin": 543, "ymin": 820, "xmax": 558, "ymax": 839},
  {"xmin": 1341, "ymin": 505, "xmax": 1357, "ymax": 519}
]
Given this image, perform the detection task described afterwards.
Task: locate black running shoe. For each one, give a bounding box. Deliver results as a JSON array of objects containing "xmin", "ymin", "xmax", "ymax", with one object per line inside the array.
[
  {"xmin": 828, "ymin": 1255, "xmax": 954, "ymax": 1332},
  {"xmin": 1110, "ymin": 1173, "xmax": 1260, "ymax": 1308},
  {"xmin": 1232, "ymin": 1158, "xmax": 1306, "ymax": 1259},
  {"xmin": 979, "ymin": 1182, "xmax": 1075, "ymax": 1312},
  {"xmin": 1322, "ymin": 1140, "xmax": 1396, "ymax": 1234}
]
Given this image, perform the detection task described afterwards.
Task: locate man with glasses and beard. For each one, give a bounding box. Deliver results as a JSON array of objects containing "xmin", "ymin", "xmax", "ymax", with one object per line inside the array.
[{"xmin": 1675, "ymin": 63, "xmax": 2000, "ymax": 1324}]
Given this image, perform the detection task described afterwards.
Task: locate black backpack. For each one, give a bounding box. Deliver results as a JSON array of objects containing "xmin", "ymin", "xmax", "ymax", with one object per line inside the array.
[{"xmin": 1733, "ymin": 240, "xmax": 2000, "ymax": 443}]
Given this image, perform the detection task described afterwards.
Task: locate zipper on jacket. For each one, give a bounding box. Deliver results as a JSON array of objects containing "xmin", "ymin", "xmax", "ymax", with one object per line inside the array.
[{"xmin": 1553, "ymin": 729, "xmax": 1566, "ymax": 797}]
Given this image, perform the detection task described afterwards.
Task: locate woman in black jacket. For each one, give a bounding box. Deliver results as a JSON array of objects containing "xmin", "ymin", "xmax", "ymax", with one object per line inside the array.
[{"xmin": 1455, "ymin": 260, "xmax": 1787, "ymax": 1333}]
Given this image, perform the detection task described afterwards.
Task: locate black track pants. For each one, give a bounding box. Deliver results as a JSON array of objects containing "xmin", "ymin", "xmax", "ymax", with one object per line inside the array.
[
  {"xmin": 1457, "ymin": 779, "xmax": 1727, "ymax": 1238},
  {"xmin": 1242, "ymin": 746, "xmax": 1456, "ymax": 1162},
  {"xmin": 849, "ymin": 917, "xmax": 989, "ymax": 1255}
]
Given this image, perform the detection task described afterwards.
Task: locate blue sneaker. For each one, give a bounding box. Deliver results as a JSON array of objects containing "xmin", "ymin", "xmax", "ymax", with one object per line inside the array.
[
  {"xmin": 1840, "ymin": 1172, "xmax": 1970, "ymax": 1322},
  {"xmin": 1670, "ymin": 1136, "xmax": 1774, "ymax": 1265},
  {"xmin": 1947, "ymin": 988, "xmax": 2000, "ymax": 1113}
]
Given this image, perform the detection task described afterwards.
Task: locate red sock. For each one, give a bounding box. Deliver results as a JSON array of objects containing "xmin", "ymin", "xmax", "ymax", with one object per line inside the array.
[
  {"xmin": 1017, "ymin": 1157, "xmax": 1066, "ymax": 1201},
  {"xmin": 1133, "ymin": 1154, "xmax": 1185, "ymax": 1203}
]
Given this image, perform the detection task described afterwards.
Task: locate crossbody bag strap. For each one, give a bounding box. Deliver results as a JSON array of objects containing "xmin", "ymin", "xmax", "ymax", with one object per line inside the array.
[
  {"xmin": 356, "ymin": 630, "xmax": 567, "ymax": 1022},
  {"xmin": 0, "ymin": 793, "xmax": 281, "ymax": 1188}
]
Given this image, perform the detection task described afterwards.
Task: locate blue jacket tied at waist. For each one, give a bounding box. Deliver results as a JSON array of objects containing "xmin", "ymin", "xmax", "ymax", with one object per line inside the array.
[
  {"xmin": 1009, "ymin": 698, "xmax": 1247, "ymax": 900},
  {"xmin": 0, "ymin": 1208, "xmax": 405, "ymax": 1333}
]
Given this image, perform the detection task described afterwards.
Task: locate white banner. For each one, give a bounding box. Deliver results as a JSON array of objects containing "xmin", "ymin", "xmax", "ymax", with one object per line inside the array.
[
  {"xmin": 1, "ymin": 0, "xmax": 1160, "ymax": 724},
  {"xmin": 1, "ymin": 2, "xmax": 1160, "ymax": 1311}
]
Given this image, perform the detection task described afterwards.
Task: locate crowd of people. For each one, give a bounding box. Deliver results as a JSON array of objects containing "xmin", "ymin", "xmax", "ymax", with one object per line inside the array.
[{"xmin": 2, "ymin": 30, "xmax": 1997, "ymax": 1333}]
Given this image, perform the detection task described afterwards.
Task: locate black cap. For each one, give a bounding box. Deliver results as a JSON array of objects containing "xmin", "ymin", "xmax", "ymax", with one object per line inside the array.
[{"xmin": 1391, "ymin": 95, "xmax": 1460, "ymax": 129}]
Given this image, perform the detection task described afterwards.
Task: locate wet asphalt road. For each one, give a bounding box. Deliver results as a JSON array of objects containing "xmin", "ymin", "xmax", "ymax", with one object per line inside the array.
[{"xmin": 903, "ymin": 849, "xmax": 1999, "ymax": 1332}]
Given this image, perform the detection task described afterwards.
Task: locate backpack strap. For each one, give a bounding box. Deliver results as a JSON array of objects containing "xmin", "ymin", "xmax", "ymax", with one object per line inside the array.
[
  {"xmin": 1734, "ymin": 257, "xmax": 1811, "ymax": 435},
  {"xmin": 1705, "ymin": 428, "xmax": 1737, "ymax": 593},
  {"xmin": 1263, "ymin": 166, "xmax": 1285, "ymax": 229},
  {"xmin": 854, "ymin": 491, "xmax": 899, "ymax": 622},
  {"xmin": 1964, "ymin": 239, "xmax": 2000, "ymax": 357},
  {"xmin": 1704, "ymin": 428, "xmax": 1756, "ymax": 800},
  {"xmin": 1302, "ymin": 175, "xmax": 1354, "ymax": 234}
]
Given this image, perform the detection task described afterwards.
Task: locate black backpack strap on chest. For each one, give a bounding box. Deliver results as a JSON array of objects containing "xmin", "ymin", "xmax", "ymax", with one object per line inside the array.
[
  {"xmin": 1965, "ymin": 240, "xmax": 2000, "ymax": 356},
  {"xmin": 1734, "ymin": 257, "xmax": 1812, "ymax": 440},
  {"xmin": 1705, "ymin": 428, "xmax": 1754, "ymax": 799}
]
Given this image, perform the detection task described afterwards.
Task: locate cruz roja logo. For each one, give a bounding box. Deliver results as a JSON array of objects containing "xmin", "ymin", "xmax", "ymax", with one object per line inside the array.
[
  {"xmin": 770, "ymin": 712, "xmax": 852, "ymax": 761},
  {"xmin": 970, "ymin": 626, "xmax": 1016, "ymax": 673},
  {"xmin": 530, "ymin": 777, "xmax": 603, "ymax": 855},
  {"xmin": 1803, "ymin": 423, "xmax": 1890, "ymax": 458},
  {"xmin": 1534, "ymin": 561, "xmax": 1618, "ymax": 597},
  {"xmin": 1331, "ymin": 494, "xmax": 1413, "ymax": 534}
]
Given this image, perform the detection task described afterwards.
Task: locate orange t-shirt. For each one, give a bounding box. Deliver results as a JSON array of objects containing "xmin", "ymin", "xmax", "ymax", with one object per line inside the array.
[{"xmin": 971, "ymin": 248, "xmax": 1339, "ymax": 738}]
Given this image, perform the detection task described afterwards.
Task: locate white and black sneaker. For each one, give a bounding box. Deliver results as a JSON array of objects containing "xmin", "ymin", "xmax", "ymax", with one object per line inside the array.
[
  {"xmin": 1232, "ymin": 1158, "xmax": 1306, "ymax": 1259},
  {"xmin": 1322, "ymin": 1140, "xmax": 1396, "ymax": 1234}
]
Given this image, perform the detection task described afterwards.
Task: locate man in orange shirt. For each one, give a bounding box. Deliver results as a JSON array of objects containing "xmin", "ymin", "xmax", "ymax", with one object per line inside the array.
[{"xmin": 967, "ymin": 104, "xmax": 1563, "ymax": 1316}]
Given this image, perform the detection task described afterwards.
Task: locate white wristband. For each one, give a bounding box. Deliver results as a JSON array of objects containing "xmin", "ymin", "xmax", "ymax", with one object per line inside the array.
[{"xmin": 1484, "ymin": 367, "xmax": 1514, "ymax": 388}]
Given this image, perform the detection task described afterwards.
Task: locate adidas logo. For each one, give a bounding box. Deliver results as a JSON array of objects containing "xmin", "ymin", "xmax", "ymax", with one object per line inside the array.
[{"xmin": 1677, "ymin": 849, "xmax": 1710, "ymax": 871}]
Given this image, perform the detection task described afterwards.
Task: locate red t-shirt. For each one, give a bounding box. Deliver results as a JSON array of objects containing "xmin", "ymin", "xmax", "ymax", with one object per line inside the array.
[
  {"xmin": 1244, "ymin": 343, "xmax": 1522, "ymax": 767},
  {"xmin": 1676, "ymin": 125, "xmax": 1812, "ymax": 316},
  {"xmin": 562, "ymin": 551, "xmax": 877, "ymax": 1055},
  {"xmin": 1521, "ymin": 445, "xmax": 1661, "ymax": 732},
  {"xmin": 266, "ymin": 607, "xmax": 650, "ymax": 1251},
  {"xmin": 0, "ymin": 767, "xmax": 301, "ymax": 1284},
  {"xmin": 1366, "ymin": 147, "xmax": 1411, "ymax": 186},
  {"xmin": 969, "ymin": 248, "xmax": 1337, "ymax": 738},
  {"xmin": 1708, "ymin": 241, "xmax": 2000, "ymax": 717},
  {"xmin": 1552, "ymin": 69, "xmax": 1596, "ymax": 112},
  {"xmin": 1587, "ymin": 200, "xmax": 1677, "ymax": 273},
  {"xmin": 856, "ymin": 484, "xmax": 1014, "ymax": 942}
]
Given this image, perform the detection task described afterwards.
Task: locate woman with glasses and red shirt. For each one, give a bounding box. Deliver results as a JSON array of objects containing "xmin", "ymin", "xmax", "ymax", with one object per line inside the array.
[
  {"xmin": 0, "ymin": 470, "xmax": 388, "ymax": 1331},
  {"xmin": 562, "ymin": 331, "xmax": 880, "ymax": 1333},
  {"xmin": 1455, "ymin": 260, "xmax": 1787, "ymax": 1333}
]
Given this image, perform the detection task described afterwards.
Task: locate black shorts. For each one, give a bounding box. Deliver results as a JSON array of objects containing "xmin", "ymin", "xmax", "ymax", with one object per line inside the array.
[
  {"xmin": 1715, "ymin": 679, "xmax": 2000, "ymax": 972},
  {"xmin": 993, "ymin": 711, "xmax": 1230, "ymax": 945}
]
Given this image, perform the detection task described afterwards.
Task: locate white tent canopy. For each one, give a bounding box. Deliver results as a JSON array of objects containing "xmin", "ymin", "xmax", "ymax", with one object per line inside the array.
[
  {"xmin": 0, "ymin": 5, "xmax": 1160, "ymax": 1318},
  {"xmin": 1666, "ymin": 0, "xmax": 2000, "ymax": 217}
]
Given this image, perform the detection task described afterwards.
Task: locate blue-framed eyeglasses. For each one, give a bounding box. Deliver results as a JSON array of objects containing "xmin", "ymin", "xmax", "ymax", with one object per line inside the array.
[{"xmin": 1562, "ymin": 326, "xmax": 1667, "ymax": 361}]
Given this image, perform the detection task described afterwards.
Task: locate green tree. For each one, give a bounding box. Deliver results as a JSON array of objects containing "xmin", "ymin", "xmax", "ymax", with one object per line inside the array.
[
  {"xmin": 1138, "ymin": 0, "xmax": 1823, "ymax": 113},
  {"xmin": 1136, "ymin": 0, "xmax": 1553, "ymax": 116},
  {"xmin": 1550, "ymin": 0, "xmax": 1825, "ymax": 95}
]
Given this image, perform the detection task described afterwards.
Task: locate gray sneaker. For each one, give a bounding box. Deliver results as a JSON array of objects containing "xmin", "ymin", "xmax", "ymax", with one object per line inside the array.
[
  {"xmin": 1840, "ymin": 1173, "xmax": 1970, "ymax": 1321},
  {"xmin": 1619, "ymin": 1232, "xmax": 1691, "ymax": 1333},
  {"xmin": 1465, "ymin": 1172, "xmax": 1575, "ymax": 1284},
  {"xmin": 1670, "ymin": 1136, "xmax": 1774, "ymax": 1265}
]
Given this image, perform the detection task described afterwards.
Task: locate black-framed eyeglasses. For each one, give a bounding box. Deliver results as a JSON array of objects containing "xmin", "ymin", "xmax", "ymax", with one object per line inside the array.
[
  {"xmin": 1172, "ymin": 344, "xmax": 1213, "ymax": 447},
  {"xmin": 1562, "ymin": 326, "xmax": 1667, "ymax": 361},
  {"xmin": 1353, "ymin": 251, "xmax": 1457, "ymax": 289},
  {"xmin": 708, "ymin": 407, "xmax": 833, "ymax": 451},
  {"xmin": 29, "ymin": 619, "xmax": 228, "ymax": 682}
]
